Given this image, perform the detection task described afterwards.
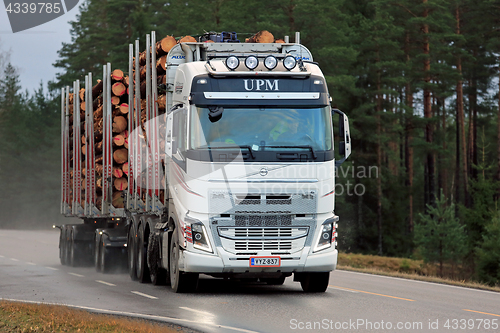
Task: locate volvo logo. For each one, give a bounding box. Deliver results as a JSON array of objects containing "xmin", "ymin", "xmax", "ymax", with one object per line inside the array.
[{"xmin": 259, "ymin": 167, "xmax": 268, "ymax": 176}]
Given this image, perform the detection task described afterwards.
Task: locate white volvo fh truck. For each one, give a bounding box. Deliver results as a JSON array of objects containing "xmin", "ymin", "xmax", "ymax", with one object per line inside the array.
[{"xmin": 58, "ymin": 31, "xmax": 351, "ymax": 293}]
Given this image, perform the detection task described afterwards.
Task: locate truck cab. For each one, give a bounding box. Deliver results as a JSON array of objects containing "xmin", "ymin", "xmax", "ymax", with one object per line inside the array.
[{"xmin": 159, "ymin": 36, "xmax": 351, "ymax": 292}]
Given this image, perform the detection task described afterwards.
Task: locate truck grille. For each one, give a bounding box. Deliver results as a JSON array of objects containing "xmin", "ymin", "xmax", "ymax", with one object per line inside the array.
[
  {"xmin": 218, "ymin": 227, "xmax": 309, "ymax": 254},
  {"xmin": 235, "ymin": 240, "xmax": 292, "ymax": 251},
  {"xmin": 235, "ymin": 214, "xmax": 292, "ymax": 226},
  {"xmin": 218, "ymin": 227, "xmax": 308, "ymax": 239}
]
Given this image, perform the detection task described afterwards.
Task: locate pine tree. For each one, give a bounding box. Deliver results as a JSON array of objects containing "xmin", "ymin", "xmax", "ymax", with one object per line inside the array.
[{"xmin": 415, "ymin": 191, "xmax": 467, "ymax": 277}]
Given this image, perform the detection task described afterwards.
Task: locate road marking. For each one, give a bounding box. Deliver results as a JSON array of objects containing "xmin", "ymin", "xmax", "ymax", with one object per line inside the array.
[
  {"xmin": 45, "ymin": 267, "xmax": 58, "ymax": 271},
  {"xmin": 0, "ymin": 255, "xmax": 4, "ymax": 258},
  {"xmin": 68, "ymin": 272, "xmax": 84, "ymax": 278},
  {"xmin": 10, "ymin": 258, "xmax": 19, "ymax": 262},
  {"xmin": 329, "ymin": 285, "xmax": 358, "ymax": 293},
  {"xmin": 180, "ymin": 306, "xmax": 215, "ymax": 316},
  {"xmin": 463, "ymin": 309, "xmax": 500, "ymax": 317},
  {"xmin": 337, "ymin": 270, "xmax": 500, "ymax": 295},
  {"xmin": 330, "ymin": 285, "xmax": 414, "ymax": 301},
  {"xmin": 96, "ymin": 280, "xmax": 116, "ymax": 287},
  {"xmin": 26, "ymin": 262, "xmax": 36, "ymax": 266},
  {"xmin": 131, "ymin": 291, "xmax": 158, "ymax": 299}
]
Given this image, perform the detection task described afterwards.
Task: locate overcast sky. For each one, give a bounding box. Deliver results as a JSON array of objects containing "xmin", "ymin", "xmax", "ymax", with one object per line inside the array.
[{"xmin": 0, "ymin": 2, "xmax": 80, "ymax": 93}]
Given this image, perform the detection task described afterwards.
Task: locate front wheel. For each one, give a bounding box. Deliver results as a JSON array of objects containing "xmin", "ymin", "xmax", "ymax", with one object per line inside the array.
[
  {"xmin": 170, "ymin": 230, "xmax": 198, "ymax": 293},
  {"xmin": 300, "ymin": 272, "xmax": 330, "ymax": 293}
]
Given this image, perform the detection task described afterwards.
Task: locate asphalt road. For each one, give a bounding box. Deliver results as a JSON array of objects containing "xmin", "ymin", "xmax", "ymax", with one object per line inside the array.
[{"xmin": 1, "ymin": 229, "xmax": 499, "ymax": 333}]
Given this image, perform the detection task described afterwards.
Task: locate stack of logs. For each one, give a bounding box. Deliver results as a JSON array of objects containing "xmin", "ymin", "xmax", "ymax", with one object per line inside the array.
[{"xmin": 68, "ymin": 30, "xmax": 280, "ymax": 210}]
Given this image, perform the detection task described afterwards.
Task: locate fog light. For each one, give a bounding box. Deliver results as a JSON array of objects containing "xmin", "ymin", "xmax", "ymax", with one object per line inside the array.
[
  {"xmin": 226, "ymin": 56, "xmax": 240, "ymax": 70},
  {"xmin": 264, "ymin": 55, "xmax": 278, "ymax": 70},
  {"xmin": 245, "ymin": 56, "xmax": 259, "ymax": 70},
  {"xmin": 283, "ymin": 55, "xmax": 297, "ymax": 70}
]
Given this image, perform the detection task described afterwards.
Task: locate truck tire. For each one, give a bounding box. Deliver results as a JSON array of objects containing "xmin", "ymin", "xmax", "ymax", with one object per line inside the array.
[
  {"xmin": 59, "ymin": 227, "xmax": 67, "ymax": 266},
  {"xmin": 128, "ymin": 226, "xmax": 138, "ymax": 281},
  {"xmin": 300, "ymin": 272, "xmax": 330, "ymax": 293},
  {"xmin": 147, "ymin": 233, "xmax": 168, "ymax": 285},
  {"xmin": 68, "ymin": 229, "xmax": 76, "ymax": 267},
  {"xmin": 170, "ymin": 230, "xmax": 198, "ymax": 293},
  {"xmin": 100, "ymin": 235, "xmax": 112, "ymax": 273},
  {"xmin": 94, "ymin": 233, "xmax": 101, "ymax": 272},
  {"xmin": 136, "ymin": 224, "xmax": 150, "ymax": 283}
]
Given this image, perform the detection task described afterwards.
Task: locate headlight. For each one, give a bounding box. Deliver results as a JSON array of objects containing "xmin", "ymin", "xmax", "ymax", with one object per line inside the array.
[
  {"xmin": 188, "ymin": 219, "xmax": 213, "ymax": 253},
  {"xmin": 313, "ymin": 218, "xmax": 337, "ymax": 252},
  {"xmin": 283, "ymin": 55, "xmax": 297, "ymax": 70},
  {"xmin": 226, "ymin": 56, "xmax": 240, "ymax": 70},
  {"xmin": 245, "ymin": 56, "xmax": 259, "ymax": 70}
]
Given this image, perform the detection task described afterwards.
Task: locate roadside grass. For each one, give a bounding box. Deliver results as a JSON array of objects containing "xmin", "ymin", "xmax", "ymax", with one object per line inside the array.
[
  {"xmin": 338, "ymin": 252, "xmax": 500, "ymax": 293},
  {"xmin": 0, "ymin": 301, "xmax": 190, "ymax": 333}
]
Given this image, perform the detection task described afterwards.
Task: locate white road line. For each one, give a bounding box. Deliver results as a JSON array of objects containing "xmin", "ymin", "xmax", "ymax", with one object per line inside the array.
[
  {"xmin": 45, "ymin": 267, "xmax": 58, "ymax": 271},
  {"xmin": 10, "ymin": 258, "xmax": 19, "ymax": 262},
  {"xmin": 179, "ymin": 306, "xmax": 215, "ymax": 316},
  {"xmin": 68, "ymin": 272, "xmax": 84, "ymax": 278},
  {"xmin": 329, "ymin": 286, "xmax": 358, "ymax": 293},
  {"xmin": 96, "ymin": 280, "xmax": 116, "ymax": 287},
  {"xmin": 336, "ymin": 269, "xmax": 500, "ymax": 295},
  {"xmin": 0, "ymin": 255, "xmax": 4, "ymax": 258},
  {"xmin": 131, "ymin": 291, "xmax": 158, "ymax": 299},
  {"xmin": 0, "ymin": 298, "xmax": 260, "ymax": 333},
  {"xmin": 26, "ymin": 262, "xmax": 36, "ymax": 266}
]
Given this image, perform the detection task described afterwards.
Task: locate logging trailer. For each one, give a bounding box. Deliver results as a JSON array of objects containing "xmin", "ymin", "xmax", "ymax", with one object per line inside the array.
[{"xmin": 57, "ymin": 31, "xmax": 352, "ymax": 292}]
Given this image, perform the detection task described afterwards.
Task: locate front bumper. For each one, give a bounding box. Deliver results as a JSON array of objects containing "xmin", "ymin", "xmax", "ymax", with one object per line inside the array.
[{"xmin": 181, "ymin": 246, "xmax": 337, "ymax": 273}]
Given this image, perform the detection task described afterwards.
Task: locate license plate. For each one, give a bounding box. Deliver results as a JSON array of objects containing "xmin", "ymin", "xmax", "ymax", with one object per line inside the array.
[{"xmin": 249, "ymin": 256, "xmax": 281, "ymax": 267}]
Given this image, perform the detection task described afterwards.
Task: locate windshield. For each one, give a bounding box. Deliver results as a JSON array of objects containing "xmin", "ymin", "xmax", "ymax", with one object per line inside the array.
[{"xmin": 190, "ymin": 106, "xmax": 333, "ymax": 151}]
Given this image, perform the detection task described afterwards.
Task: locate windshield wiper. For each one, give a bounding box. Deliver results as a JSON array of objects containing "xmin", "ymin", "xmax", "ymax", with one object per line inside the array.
[
  {"xmin": 263, "ymin": 145, "xmax": 317, "ymax": 160},
  {"xmin": 198, "ymin": 145, "xmax": 255, "ymax": 159}
]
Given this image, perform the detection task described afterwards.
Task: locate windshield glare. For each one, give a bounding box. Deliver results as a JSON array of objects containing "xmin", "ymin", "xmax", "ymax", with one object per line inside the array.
[{"xmin": 190, "ymin": 106, "xmax": 333, "ymax": 151}]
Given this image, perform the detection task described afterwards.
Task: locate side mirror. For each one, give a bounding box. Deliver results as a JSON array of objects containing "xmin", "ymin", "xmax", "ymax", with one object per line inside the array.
[{"xmin": 332, "ymin": 108, "xmax": 351, "ymax": 167}]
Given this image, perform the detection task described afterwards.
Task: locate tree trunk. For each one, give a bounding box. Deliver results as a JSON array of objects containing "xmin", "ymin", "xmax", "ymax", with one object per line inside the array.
[
  {"xmin": 405, "ymin": 31, "xmax": 414, "ymax": 232},
  {"xmin": 456, "ymin": 6, "xmax": 469, "ymax": 207},
  {"xmin": 423, "ymin": 0, "xmax": 435, "ymax": 208},
  {"xmin": 376, "ymin": 64, "xmax": 383, "ymax": 256}
]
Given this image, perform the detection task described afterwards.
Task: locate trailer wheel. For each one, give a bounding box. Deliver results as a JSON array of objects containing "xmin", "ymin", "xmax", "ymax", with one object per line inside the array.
[
  {"xmin": 59, "ymin": 227, "xmax": 66, "ymax": 266},
  {"xmin": 128, "ymin": 226, "xmax": 138, "ymax": 281},
  {"xmin": 147, "ymin": 233, "xmax": 168, "ymax": 285},
  {"xmin": 94, "ymin": 233, "xmax": 101, "ymax": 272},
  {"xmin": 300, "ymin": 272, "xmax": 330, "ymax": 293},
  {"xmin": 136, "ymin": 224, "xmax": 150, "ymax": 283},
  {"xmin": 100, "ymin": 235, "xmax": 112, "ymax": 273},
  {"xmin": 64, "ymin": 226, "xmax": 71, "ymax": 265},
  {"xmin": 69, "ymin": 230, "xmax": 76, "ymax": 267},
  {"xmin": 170, "ymin": 230, "xmax": 198, "ymax": 293}
]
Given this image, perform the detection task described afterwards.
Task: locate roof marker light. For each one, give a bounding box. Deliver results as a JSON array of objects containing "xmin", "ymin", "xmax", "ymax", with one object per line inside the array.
[
  {"xmin": 283, "ymin": 55, "xmax": 297, "ymax": 71},
  {"xmin": 264, "ymin": 55, "xmax": 278, "ymax": 70},
  {"xmin": 226, "ymin": 56, "xmax": 239, "ymax": 70},
  {"xmin": 245, "ymin": 56, "xmax": 259, "ymax": 70}
]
